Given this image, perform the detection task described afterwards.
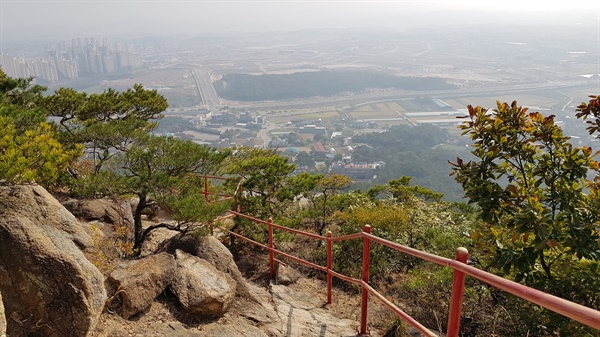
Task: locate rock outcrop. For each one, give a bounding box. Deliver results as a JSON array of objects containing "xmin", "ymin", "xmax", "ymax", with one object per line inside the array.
[
  {"xmin": 171, "ymin": 250, "xmax": 236, "ymax": 318},
  {"xmin": 106, "ymin": 252, "xmax": 176, "ymax": 319},
  {"xmin": 163, "ymin": 234, "xmax": 251, "ymax": 297},
  {"xmin": 0, "ymin": 185, "xmax": 107, "ymax": 337},
  {"xmin": 140, "ymin": 226, "xmax": 180, "ymax": 257},
  {"xmin": 199, "ymin": 280, "xmax": 367, "ymax": 337},
  {"xmin": 63, "ymin": 198, "xmax": 135, "ymax": 241}
]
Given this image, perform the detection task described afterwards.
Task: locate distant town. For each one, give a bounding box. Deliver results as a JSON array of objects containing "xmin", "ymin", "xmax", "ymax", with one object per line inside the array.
[
  {"xmin": 1, "ymin": 26, "xmax": 599, "ymax": 187},
  {"xmin": 0, "ymin": 37, "xmax": 143, "ymax": 82}
]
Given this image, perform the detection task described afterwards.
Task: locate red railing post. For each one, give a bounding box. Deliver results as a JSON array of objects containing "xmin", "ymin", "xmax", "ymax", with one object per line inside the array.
[
  {"xmin": 268, "ymin": 218, "xmax": 275, "ymax": 281},
  {"xmin": 327, "ymin": 231, "xmax": 333, "ymax": 304},
  {"xmin": 204, "ymin": 175, "xmax": 209, "ymax": 203},
  {"xmin": 447, "ymin": 247, "xmax": 469, "ymax": 337},
  {"xmin": 360, "ymin": 225, "xmax": 372, "ymax": 335}
]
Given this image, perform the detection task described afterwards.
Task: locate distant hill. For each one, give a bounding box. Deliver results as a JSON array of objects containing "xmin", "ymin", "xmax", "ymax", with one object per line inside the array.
[{"xmin": 214, "ymin": 70, "xmax": 454, "ymax": 101}]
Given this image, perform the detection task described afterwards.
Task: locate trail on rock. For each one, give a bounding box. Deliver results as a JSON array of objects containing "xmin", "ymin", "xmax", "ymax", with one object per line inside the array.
[{"xmin": 92, "ymin": 276, "xmax": 384, "ymax": 337}]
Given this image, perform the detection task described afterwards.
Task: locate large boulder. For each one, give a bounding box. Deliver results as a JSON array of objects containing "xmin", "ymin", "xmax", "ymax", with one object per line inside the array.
[
  {"xmin": 0, "ymin": 185, "xmax": 107, "ymax": 337},
  {"xmin": 163, "ymin": 234, "xmax": 250, "ymax": 297},
  {"xmin": 171, "ymin": 250, "xmax": 236, "ymax": 318},
  {"xmin": 63, "ymin": 198, "xmax": 134, "ymax": 241},
  {"xmin": 140, "ymin": 226, "xmax": 180, "ymax": 257},
  {"xmin": 0, "ymin": 291, "xmax": 6, "ymax": 337},
  {"xmin": 106, "ymin": 252, "xmax": 176, "ymax": 319}
]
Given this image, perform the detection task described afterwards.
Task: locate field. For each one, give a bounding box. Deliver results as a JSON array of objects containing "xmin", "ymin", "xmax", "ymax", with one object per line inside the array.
[
  {"xmin": 99, "ymin": 68, "xmax": 200, "ymax": 108},
  {"xmin": 348, "ymin": 101, "xmax": 410, "ymax": 119},
  {"xmin": 268, "ymin": 110, "xmax": 341, "ymax": 124}
]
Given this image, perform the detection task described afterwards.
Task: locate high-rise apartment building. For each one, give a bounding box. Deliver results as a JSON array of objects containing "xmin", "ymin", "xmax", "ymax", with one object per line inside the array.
[{"xmin": 0, "ymin": 37, "xmax": 143, "ymax": 83}]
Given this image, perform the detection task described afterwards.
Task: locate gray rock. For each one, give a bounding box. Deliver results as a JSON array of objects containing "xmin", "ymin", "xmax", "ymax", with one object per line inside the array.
[
  {"xmin": 0, "ymin": 185, "xmax": 107, "ymax": 337},
  {"xmin": 266, "ymin": 281, "xmax": 362, "ymax": 337},
  {"xmin": 163, "ymin": 234, "xmax": 251, "ymax": 297},
  {"xmin": 63, "ymin": 198, "xmax": 135, "ymax": 242},
  {"xmin": 199, "ymin": 320, "xmax": 269, "ymax": 337},
  {"xmin": 171, "ymin": 250, "xmax": 236, "ymax": 318},
  {"xmin": 0, "ymin": 291, "xmax": 6, "ymax": 337},
  {"xmin": 140, "ymin": 226, "xmax": 180, "ymax": 257},
  {"xmin": 275, "ymin": 263, "xmax": 302, "ymax": 286},
  {"xmin": 106, "ymin": 252, "xmax": 176, "ymax": 319}
]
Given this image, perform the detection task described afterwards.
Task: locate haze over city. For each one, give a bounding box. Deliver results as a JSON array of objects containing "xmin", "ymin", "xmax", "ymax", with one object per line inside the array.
[{"xmin": 2, "ymin": 0, "xmax": 600, "ymax": 40}]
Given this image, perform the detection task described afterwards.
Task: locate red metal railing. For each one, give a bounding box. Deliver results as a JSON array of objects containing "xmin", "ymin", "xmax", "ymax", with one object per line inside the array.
[
  {"xmin": 226, "ymin": 210, "xmax": 600, "ymax": 337},
  {"xmin": 201, "ymin": 175, "xmax": 241, "ymax": 204},
  {"xmin": 200, "ymin": 175, "xmax": 242, "ymax": 235},
  {"xmin": 200, "ymin": 177, "xmax": 600, "ymax": 336}
]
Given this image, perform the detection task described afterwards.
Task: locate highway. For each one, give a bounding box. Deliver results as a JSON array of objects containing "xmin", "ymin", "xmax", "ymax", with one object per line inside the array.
[{"xmin": 190, "ymin": 68, "xmax": 221, "ymax": 107}]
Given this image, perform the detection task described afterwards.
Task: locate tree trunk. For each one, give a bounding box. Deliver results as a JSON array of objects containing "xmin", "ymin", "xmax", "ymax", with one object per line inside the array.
[
  {"xmin": 133, "ymin": 193, "xmax": 147, "ymax": 255},
  {"xmin": 539, "ymin": 252, "xmax": 553, "ymax": 281}
]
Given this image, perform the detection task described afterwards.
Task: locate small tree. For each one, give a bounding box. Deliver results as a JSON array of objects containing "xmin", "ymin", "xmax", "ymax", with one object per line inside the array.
[
  {"xmin": 314, "ymin": 173, "xmax": 351, "ymax": 236},
  {"xmin": 116, "ymin": 135, "xmax": 231, "ymax": 253},
  {"xmin": 450, "ymin": 101, "xmax": 600, "ymax": 283},
  {"xmin": 42, "ymin": 84, "xmax": 167, "ymax": 173},
  {"xmin": 224, "ymin": 147, "xmax": 296, "ymax": 217},
  {"xmin": 294, "ymin": 151, "xmax": 315, "ymax": 169},
  {"xmin": 0, "ymin": 117, "xmax": 83, "ymax": 186},
  {"xmin": 0, "ymin": 69, "xmax": 83, "ymax": 187},
  {"xmin": 0, "ymin": 68, "xmax": 45, "ymax": 110}
]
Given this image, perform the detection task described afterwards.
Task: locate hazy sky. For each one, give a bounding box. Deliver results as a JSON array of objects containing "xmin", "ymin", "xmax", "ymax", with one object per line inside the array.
[{"xmin": 1, "ymin": 0, "xmax": 599, "ymax": 40}]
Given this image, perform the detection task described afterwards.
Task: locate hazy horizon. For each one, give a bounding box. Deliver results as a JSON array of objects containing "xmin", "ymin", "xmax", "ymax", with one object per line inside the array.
[{"xmin": 1, "ymin": 0, "xmax": 599, "ymax": 43}]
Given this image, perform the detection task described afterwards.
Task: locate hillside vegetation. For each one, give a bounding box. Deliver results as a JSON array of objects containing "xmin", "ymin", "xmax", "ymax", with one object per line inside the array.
[{"xmin": 214, "ymin": 70, "xmax": 454, "ymax": 101}]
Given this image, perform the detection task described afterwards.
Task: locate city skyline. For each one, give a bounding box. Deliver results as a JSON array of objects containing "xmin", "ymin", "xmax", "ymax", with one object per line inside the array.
[{"xmin": 0, "ymin": 36, "xmax": 143, "ymax": 82}]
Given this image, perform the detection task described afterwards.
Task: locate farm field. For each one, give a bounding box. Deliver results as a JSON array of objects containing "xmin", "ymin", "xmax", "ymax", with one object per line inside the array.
[
  {"xmin": 267, "ymin": 110, "xmax": 341, "ymax": 124},
  {"xmin": 100, "ymin": 68, "xmax": 200, "ymax": 108},
  {"xmin": 348, "ymin": 101, "xmax": 414, "ymax": 119}
]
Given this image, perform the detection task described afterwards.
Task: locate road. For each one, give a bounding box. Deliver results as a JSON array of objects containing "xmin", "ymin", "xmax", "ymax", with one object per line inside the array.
[{"xmin": 190, "ymin": 68, "xmax": 221, "ymax": 108}]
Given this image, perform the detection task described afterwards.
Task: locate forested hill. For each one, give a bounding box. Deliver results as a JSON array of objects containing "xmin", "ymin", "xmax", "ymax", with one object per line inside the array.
[
  {"xmin": 351, "ymin": 125, "xmax": 471, "ymax": 201},
  {"xmin": 214, "ymin": 71, "xmax": 454, "ymax": 101}
]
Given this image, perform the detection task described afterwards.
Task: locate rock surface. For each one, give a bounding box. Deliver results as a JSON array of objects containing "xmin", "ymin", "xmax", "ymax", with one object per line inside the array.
[
  {"xmin": 63, "ymin": 198, "xmax": 135, "ymax": 241},
  {"xmin": 275, "ymin": 263, "xmax": 302, "ymax": 286},
  {"xmin": 198, "ymin": 320, "xmax": 269, "ymax": 337},
  {"xmin": 106, "ymin": 252, "xmax": 176, "ymax": 319},
  {"xmin": 163, "ymin": 234, "xmax": 251, "ymax": 297},
  {"xmin": 0, "ymin": 291, "xmax": 6, "ymax": 337},
  {"xmin": 171, "ymin": 250, "xmax": 236, "ymax": 318},
  {"xmin": 91, "ymin": 271, "xmax": 382, "ymax": 337},
  {"xmin": 140, "ymin": 226, "xmax": 180, "ymax": 256},
  {"xmin": 0, "ymin": 185, "xmax": 107, "ymax": 337},
  {"xmin": 200, "ymin": 280, "xmax": 367, "ymax": 337}
]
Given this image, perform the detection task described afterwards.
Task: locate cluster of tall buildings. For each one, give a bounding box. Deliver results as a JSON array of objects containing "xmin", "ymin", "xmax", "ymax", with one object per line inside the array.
[{"xmin": 0, "ymin": 37, "xmax": 143, "ymax": 83}]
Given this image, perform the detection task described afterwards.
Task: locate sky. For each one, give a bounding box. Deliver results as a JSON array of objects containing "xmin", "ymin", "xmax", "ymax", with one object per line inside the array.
[{"xmin": 1, "ymin": 0, "xmax": 599, "ymax": 40}]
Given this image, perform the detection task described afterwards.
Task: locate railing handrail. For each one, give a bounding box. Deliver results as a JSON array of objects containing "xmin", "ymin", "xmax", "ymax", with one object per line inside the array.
[
  {"xmin": 228, "ymin": 212, "xmax": 600, "ymax": 335},
  {"xmin": 362, "ymin": 232, "xmax": 600, "ymax": 330},
  {"xmin": 229, "ymin": 210, "xmax": 327, "ymax": 241},
  {"xmin": 201, "ymin": 176, "xmax": 600, "ymax": 335}
]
